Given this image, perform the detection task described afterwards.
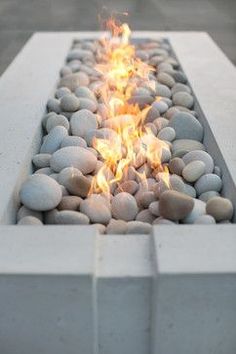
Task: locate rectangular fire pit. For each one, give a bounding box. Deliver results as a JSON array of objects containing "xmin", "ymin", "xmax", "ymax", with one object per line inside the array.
[{"xmin": 0, "ymin": 32, "xmax": 236, "ymax": 354}]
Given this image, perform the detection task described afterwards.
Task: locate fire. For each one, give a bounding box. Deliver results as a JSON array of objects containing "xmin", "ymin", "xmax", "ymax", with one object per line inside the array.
[{"xmin": 90, "ymin": 18, "xmax": 170, "ymax": 194}]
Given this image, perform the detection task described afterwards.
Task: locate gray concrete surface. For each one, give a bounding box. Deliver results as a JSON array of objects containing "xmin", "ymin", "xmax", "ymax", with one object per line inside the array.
[{"xmin": 0, "ymin": 0, "xmax": 235, "ymax": 76}]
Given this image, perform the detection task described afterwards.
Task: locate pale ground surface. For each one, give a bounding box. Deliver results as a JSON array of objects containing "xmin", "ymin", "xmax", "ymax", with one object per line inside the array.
[{"xmin": 0, "ymin": 0, "xmax": 235, "ymax": 75}]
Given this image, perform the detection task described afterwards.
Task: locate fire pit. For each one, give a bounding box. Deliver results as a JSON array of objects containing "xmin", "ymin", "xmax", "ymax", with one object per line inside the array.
[{"xmin": 0, "ymin": 29, "xmax": 236, "ymax": 354}]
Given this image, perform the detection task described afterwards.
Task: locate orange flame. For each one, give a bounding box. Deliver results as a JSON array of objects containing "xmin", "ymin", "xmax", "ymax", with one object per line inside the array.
[{"xmin": 90, "ymin": 17, "xmax": 170, "ymax": 194}]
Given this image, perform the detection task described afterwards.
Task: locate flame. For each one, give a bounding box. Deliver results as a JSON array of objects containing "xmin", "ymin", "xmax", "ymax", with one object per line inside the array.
[{"xmin": 90, "ymin": 17, "xmax": 170, "ymax": 194}]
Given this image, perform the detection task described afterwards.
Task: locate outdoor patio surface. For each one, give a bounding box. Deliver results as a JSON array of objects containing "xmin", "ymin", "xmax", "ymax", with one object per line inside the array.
[{"xmin": 0, "ymin": 0, "xmax": 235, "ymax": 76}]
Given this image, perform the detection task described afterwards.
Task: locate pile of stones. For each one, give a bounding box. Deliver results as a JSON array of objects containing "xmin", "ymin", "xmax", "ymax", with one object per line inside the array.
[{"xmin": 17, "ymin": 38, "xmax": 234, "ymax": 233}]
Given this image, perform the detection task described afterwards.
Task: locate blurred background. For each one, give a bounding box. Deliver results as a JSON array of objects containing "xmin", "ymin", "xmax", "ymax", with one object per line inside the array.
[{"xmin": 0, "ymin": 0, "xmax": 235, "ymax": 75}]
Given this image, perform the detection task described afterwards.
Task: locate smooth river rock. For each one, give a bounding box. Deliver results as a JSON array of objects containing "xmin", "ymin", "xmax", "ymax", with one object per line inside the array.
[
  {"xmin": 182, "ymin": 150, "xmax": 214, "ymax": 174},
  {"xmin": 194, "ymin": 174, "xmax": 222, "ymax": 196},
  {"xmin": 172, "ymin": 92, "xmax": 194, "ymax": 108},
  {"xmin": 60, "ymin": 94, "xmax": 80, "ymax": 112},
  {"xmin": 111, "ymin": 192, "xmax": 138, "ymax": 221},
  {"xmin": 80, "ymin": 196, "xmax": 111, "ymax": 224},
  {"xmin": 40, "ymin": 126, "xmax": 68, "ymax": 154},
  {"xmin": 182, "ymin": 160, "xmax": 205, "ymax": 182},
  {"xmin": 55, "ymin": 210, "xmax": 90, "ymax": 224},
  {"xmin": 126, "ymin": 221, "xmax": 152, "ymax": 234},
  {"xmin": 106, "ymin": 219, "xmax": 128, "ymax": 234},
  {"xmin": 172, "ymin": 139, "xmax": 205, "ymax": 157},
  {"xmin": 182, "ymin": 199, "xmax": 206, "ymax": 224},
  {"xmin": 18, "ymin": 216, "xmax": 43, "ymax": 225},
  {"xmin": 50, "ymin": 146, "xmax": 97, "ymax": 173},
  {"xmin": 206, "ymin": 196, "xmax": 234, "ymax": 221},
  {"xmin": 159, "ymin": 190, "xmax": 194, "ymax": 221},
  {"xmin": 20, "ymin": 174, "xmax": 62, "ymax": 211},
  {"xmin": 169, "ymin": 112, "xmax": 203, "ymax": 141},
  {"xmin": 71, "ymin": 109, "xmax": 98, "ymax": 138}
]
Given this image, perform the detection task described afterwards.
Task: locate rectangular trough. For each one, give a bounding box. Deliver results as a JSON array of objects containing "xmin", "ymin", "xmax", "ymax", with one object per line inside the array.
[{"xmin": 0, "ymin": 32, "xmax": 236, "ymax": 354}]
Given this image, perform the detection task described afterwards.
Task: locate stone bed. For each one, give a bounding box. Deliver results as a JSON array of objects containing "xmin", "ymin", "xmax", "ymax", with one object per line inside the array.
[{"xmin": 0, "ymin": 32, "xmax": 236, "ymax": 354}]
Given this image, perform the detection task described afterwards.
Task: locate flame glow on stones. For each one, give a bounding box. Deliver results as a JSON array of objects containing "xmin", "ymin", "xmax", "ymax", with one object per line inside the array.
[{"xmin": 90, "ymin": 18, "xmax": 170, "ymax": 194}]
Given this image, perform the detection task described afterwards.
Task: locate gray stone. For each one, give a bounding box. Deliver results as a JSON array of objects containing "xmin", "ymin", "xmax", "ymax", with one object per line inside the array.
[
  {"xmin": 183, "ymin": 183, "xmax": 197, "ymax": 198},
  {"xmin": 115, "ymin": 180, "xmax": 138, "ymax": 195},
  {"xmin": 169, "ymin": 112, "xmax": 203, "ymax": 141},
  {"xmin": 50, "ymin": 146, "xmax": 97, "ymax": 173},
  {"xmin": 78, "ymin": 98, "xmax": 97, "ymax": 112},
  {"xmin": 17, "ymin": 205, "xmax": 43, "ymax": 222},
  {"xmin": 46, "ymin": 114, "xmax": 69, "ymax": 133},
  {"xmin": 194, "ymin": 174, "xmax": 222, "ymax": 195},
  {"xmin": 172, "ymin": 92, "xmax": 194, "ymax": 108},
  {"xmin": 136, "ymin": 209, "xmax": 155, "ymax": 224},
  {"xmin": 152, "ymin": 100, "xmax": 169, "ymax": 114},
  {"xmin": 75, "ymin": 86, "xmax": 97, "ymax": 101},
  {"xmin": 153, "ymin": 217, "xmax": 176, "ymax": 224},
  {"xmin": 18, "ymin": 216, "xmax": 43, "ymax": 225},
  {"xmin": 106, "ymin": 219, "xmax": 128, "ymax": 234},
  {"xmin": 55, "ymin": 210, "xmax": 89, "ymax": 224},
  {"xmin": 183, "ymin": 199, "xmax": 206, "ymax": 223},
  {"xmin": 128, "ymin": 95, "xmax": 154, "ymax": 109},
  {"xmin": 126, "ymin": 221, "xmax": 152, "ymax": 234},
  {"xmin": 111, "ymin": 192, "xmax": 138, "ymax": 221},
  {"xmin": 60, "ymin": 94, "xmax": 80, "ymax": 112},
  {"xmin": 172, "ymin": 139, "xmax": 206, "ymax": 157},
  {"xmin": 194, "ymin": 215, "xmax": 216, "ymax": 224},
  {"xmin": 182, "ymin": 160, "xmax": 205, "ymax": 182},
  {"xmin": 206, "ymin": 197, "xmax": 234, "ymax": 221},
  {"xmin": 57, "ymin": 195, "xmax": 82, "ymax": 211},
  {"xmin": 32, "ymin": 154, "xmax": 51, "ymax": 168},
  {"xmin": 157, "ymin": 72, "xmax": 175, "ymax": 88},
  {"xmin": 199, "ymin": 191, "xmax": 220, "ymax": 203},
  {"xmin": 171, "ymin": 83, "xmax": 191, "ymax": 95},
  {"xmin": 155, "ymin": 84, "xmax": 172, "ymax": 98},
  {"xmin": 47, "ymin": 98, "xmax": 61, "ymax": 113},
  {"xmin": 66, "ymin": 175, "xmax": 91, "ymax": 198},
  {"xmin": 35, "ymin": 167, "xmax": 53, "ymax": 175},
  {"xmin": 58, "ymin": 72, "xmax": 89, "ymax": 91},
  {"xmin": 139, "ymin": 191, "xmax": 156, "ymax": 208},
  {"xmin": 55, "ymin": 87, "xmax": 71, "ymax": 99},
  {"xmin": 149, "ymin": 201, "xmax": 160, "ymax": 216},
  {"xmin": 157, "ymin": 127, "xmax": 176, "ymax": 142},
  {"xmin": 40, "ymin": 126, "xmax": 68, "ymax": 154},
  {"xmin": 169, "ymin": 157, "xmax": 185, "ymax": 175},
  {"xmin": 159, "ymin": 190, "xmax": 194, "ymax": 221},
  {"xmin": 61, "ymin": 136, "xmax": 87, "ymax": 148},
  {"xmin": 80, "ymin": 196, "xmax": 111, "ymax": 224},
  {"xmin": 71, "ymin": 109, "xmax": 98, "ymax": 138},
  {"xmin": 20, "ymin": 174, "xmax": 62, "ymax": 211},
  {"xmin": 57, "ymin": 167, "xmax": 82, "ymax": 187},
  {"xmin": 182, "ymin": 150, "xmax": 214, "ymax": 174}
]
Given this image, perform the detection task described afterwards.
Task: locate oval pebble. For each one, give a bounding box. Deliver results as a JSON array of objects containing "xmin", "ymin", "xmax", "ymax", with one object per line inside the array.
[
  {"xmin": 57, "ymin": 196, "xmax": 82, "ymax": 211},
  {"xmin": 50, "ymin": 146, "xmax": 97, "ymax": 173},
  {"xmin": 40, "ymin": 126, "xmax": 68, "ymax": 154},
  {"xmin": 60, "ymin": 94, "xmax": 80, "ymax": 112},
  {"xmin": 55, "ymin": 210, "xmax": 89, "ymax": 224},
  {"xmin": 206, "ymin": 197, "xmax": 234, "ymax": 221},
  {"xmin": 17, "ymin": 205, "xmax": 43, "ymax": 222},
  {"xmin": 75, "ymin": 86, "xmax": 97, "ymax": 101},
  {"xmin": 182, "ymin": 199, "xmax": 206, "ymax": 223},
  {"xmin": 71, "ymin": 109, "xmax": 98, "ymax": 138},
  {"xmin": 155, "ymin": 84, "xmax": 171, "ymax": 98},
  {"xmin": 136, "ymin": 209, "xmax": 155, "ymax": 223},
  {"xmin": 126, "ymin": 221, "xmax": 152, "ymax": 234},
  {"xmin": 172, "ymin": 139, "xmax": 205, "ymax": 157},
  {"xmin": 172, "ymin": 92, "xmax": 194, "ymax": 108},
  {"xmin": 80, "ymin": 196, "xmax": 111, "ymax": 224},
  {"xmin": 20, "ymin": 174, "xmax": 62, "ymax": 211},
  {"xmin": 46, "ymin": 114, "xmax": 69, "ymax": 133},
  {"xmin": 58, "ymin": 72, "xmax": 89, "ymax": 91},
  {"xmin": 47, "ymin": 98, "xmax": 61, "ymax": 113},
  {"xmin": 32, "ymin": 154, "xmax": 51, "ymax": 168},
  {"xmin": 111, "ymin": 192, "xmax": 138, "ymax": 221},
  {"xmin": 159, "ymin": 190, "xmax": 194, "ymax": 221},
  {"xmin": 169, "ymin": 112, "xmax": 203, "ymax": 141},
  {"xmin": 169, "ymin": 157, "xmax": 185, "ymax": 175},
  {"xmin": 18, "ymin": 216, "xmax": 43, "ymax": 225},
  {"xmin": 171, "ymin": 83, "xmax": 191, "ymax": 95},
  {"xmin": 182, "ymin": 160, "xmax": 205, "ymax": 182},
  {"xmin": 149, "ymin": 201, "xmax": 160, "ymax": 216},
  {"xmin": 55, "ymin": 87, "xmax": 71, "ymax": 99},
  {"xmin": 61, "ymin": 136, "xmax": 87, "ymax": 148},
  {"xmin": 106, "ymin": 219, "xmax": 127, "ymax": 234},
  {"xmin": 194, "ymin": 215, "xmax": 216, "ymax": 224},
  {"xmin": 194, "ymin": 174, "xmax": 222, "ymax": 196},
  {"xmin": 182, "ymin": 150, "xmax": 214, "ymax": 174},
  {"xmin": 157, "ymin": 72, "xmax": 175, "ymax": 88},
  {"xmin": 157, "ymin": 127, "xmax": 176, "ymax": 142},
  {"xmin": 199, "ymin": 190, "xmax": 220, "ymax": 203}
]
